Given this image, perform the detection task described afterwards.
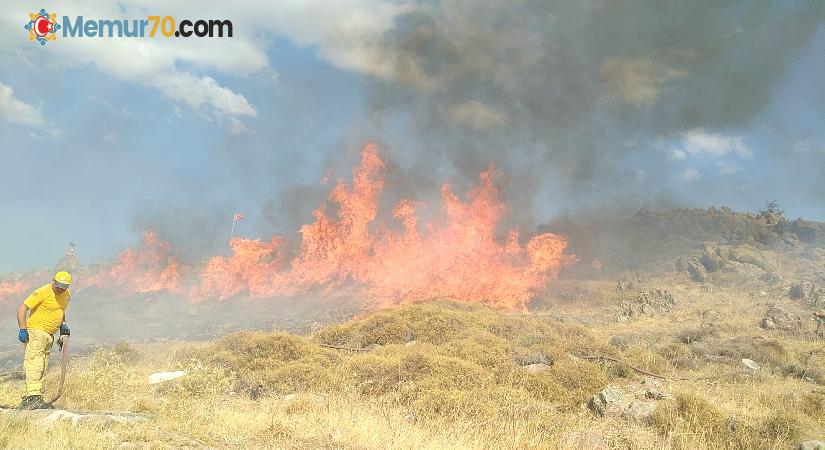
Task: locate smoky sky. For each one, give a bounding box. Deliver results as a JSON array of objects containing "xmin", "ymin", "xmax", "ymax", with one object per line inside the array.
[
  {"xmin": 249, "ymin": 1, "xmax": 825, "ymax": 247},
  {"xmin": 3, "ymin": 1, "xmax": 824, "ymax": 271}
]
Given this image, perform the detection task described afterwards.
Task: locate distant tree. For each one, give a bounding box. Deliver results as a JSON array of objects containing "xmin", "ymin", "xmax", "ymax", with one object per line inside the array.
[
  {"xmin": 762, "ymin": 200, "xmax": 783, "ymax": 217},
  {"xmin": 759, "ymin": 200, "xmax": 787, "ymax": 229}
]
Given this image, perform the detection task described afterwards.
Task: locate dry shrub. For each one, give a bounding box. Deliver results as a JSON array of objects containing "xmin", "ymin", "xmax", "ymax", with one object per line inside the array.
[
  {"xmin": 800, "ymin": 391, "xmax": 825, "ymax": 419},
  {"xmin": 622, "ymin": 345, "xmax": 671, "ymax": 375},
  {"xmin": 546, "ymin": 357, "xmax": 608, "ymax": 404},
  {"xmin": 349, "ymin": 346, "xmax": 489, "ymax": 397},
  {"xmin": 314, "ymin": 301, "xmax": 605, "ymax": 369},
  {"xmin": 658, "ymin": 342, "xmax": 697, "ymax": 369},
  {"xmin": 439, "ymin": 330, "xmax": 513, "ymax": 368},
  {"xmin": 155, "ymin": 360, "xmax": 235, "ymax": 398},
  {"xmin": 279, "ymin": 393, "xmax": 325, "ymax": 415},
  {"xmin": 653, "ymin": 391, "xmax": 804, "ymax": 448},
  {"xmin": 801, "ymin": 351, "xmax": 825, "ymax": 383},
  {"xmin": 690, "ymin": 336, "xmax": 788, "ymax": 367},
  {"xmin": 409, "ymin": 386, "xmax": 503, "ymax": 419},
  {"xmin": 112, "ymin": 341, "xmax": 144, "ymax": 364},
  {"xmin": 177, "ymin": 332, "xmax": 339, "ymax": 396},
  {"xmin": 756, "ymin": 412, "xmax": 801, "ymax": 444},
  {"xmin": 652, "ymin": 391, "xmax": 726, "ymax": 443},
  {"xmin": 0, "ymin": 416, "xmax": 29, "ymax": 448},
  {"xmin": 171, "ymin": 302, "xmax": 613, "ymax": 427},
  {"xmin": 676, "ymin": 325, "xmax": 719, "ymax": 344},
  {"xmin": 511, "ymin": 371, "xmax": 567, "ymax": 402},
  {"xmin": 62, "ymin": 348, "xmax": 139, "ymax": 410},
  {"xmin": 314, "ymin": 301, "xmax": 493, "ymax": 347}
]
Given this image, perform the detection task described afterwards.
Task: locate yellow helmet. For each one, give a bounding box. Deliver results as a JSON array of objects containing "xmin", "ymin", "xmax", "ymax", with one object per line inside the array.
[{"xmin": 53, "ymin": 271, "xmax": 72, "ymax": 289}]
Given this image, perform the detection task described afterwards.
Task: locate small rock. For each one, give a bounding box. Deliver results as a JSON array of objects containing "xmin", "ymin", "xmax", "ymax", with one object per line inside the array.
[
  {"xmin": 761, "ymin": 304, "xmax": 805, "ymax": 334},
  {"xmin": 405, "ymin": 340, "xmax": 418, "ymax": 347},
  {"xmin": 641, "ymin": 376, "xmax": 661, "ymax": 387},
  {"xmin": 622, "ymin": 400, "xmax": 655, "ymax": 425},
  {"xmin": 517, "ymin": 352, "xmax": 554, "ymax": 367},
  {"xmin": 645, "ymin": 388, "xmax": 669, "ymax": 400},
  {"xmin": 564, "ymin": 430, "xmax": 608, "ymax": 449},
  {"xmin": 620, "ymin": 289, "xmax": 678, "ymax": 319},
  {"xmin": 701, "ymin": 249, "xmax": 723, "ymax": 273},
  {"xmin": 42, "ymin": 410, "xmax": 82, "ymax": 426},
  {"xmin": 588, "ymin": 385, "xmax": 626, "ymax": 417},
  {"xmin": 687, "ymin": 258, "xmax": 708, "ymax": 282},
  {"xmin": 741, "ymin": 358, "xmax": 760, "ymax": 372},
  {"xmin": 403, "ymin": 327, "xmax": 415, "ymax": 342},
  {"xmin": 524, "ymin": 363, "xmax": 552, "ymax": 373},
  {"xmin": 761, "ymin": 272, "xmax": 782, "ymax": 285},
  {"xmin": 148, "ymin": 370, "xmax": 185, "ymax": 385},
  {"xmin": 799, "ymin": 441, "xmax": 825, "ymax": 450}
]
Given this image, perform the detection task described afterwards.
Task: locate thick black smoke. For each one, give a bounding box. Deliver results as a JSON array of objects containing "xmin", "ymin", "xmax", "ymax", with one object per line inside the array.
[
  {"xmin": 146, "ymin": 1, "xmax": 825, "ymax": 255},
  {"xmin": 350, "ymin": 1, "xmax": 825, "ymax": 226}
]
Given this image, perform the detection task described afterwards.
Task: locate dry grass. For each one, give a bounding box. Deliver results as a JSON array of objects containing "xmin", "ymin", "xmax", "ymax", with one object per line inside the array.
[{"xmin": 0, "ymin": 280, "xmax": 823, "ymax": 449}]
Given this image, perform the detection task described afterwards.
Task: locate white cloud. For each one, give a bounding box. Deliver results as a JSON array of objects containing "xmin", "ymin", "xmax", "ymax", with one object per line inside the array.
[
  {"xmin": 0, "ymin": 81, "xmax": 45, "ymax": 126},
  {"xmin": 150, "ymin": 72, "xmax": 256, "ymax": 118},
  {"xmin": 439, "ymin": 100, "xmax": 508, "ymax": 130},
  {"xmin": 1, "ymin": 1, "xmax": 417, "ymax": 131},
  {"xmin": 228, "ymin": 117, "xmax": 252, "ymax": 135},
  {"xmin": 716, "ymin": 161, "xmax": 740, "ymax": 175},
  {"xmin": 678, "ymin": 168, "xmax": 700, "ymax": 182},
  {"xmin": 673, "ymin": 128, "xmax": 752, "ymax": 159}
]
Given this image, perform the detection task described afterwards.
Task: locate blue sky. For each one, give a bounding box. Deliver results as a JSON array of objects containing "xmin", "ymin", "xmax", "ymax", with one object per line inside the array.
[{"xmin": 1, "ymin": 2, "xmax": 824, "ymax": 272}]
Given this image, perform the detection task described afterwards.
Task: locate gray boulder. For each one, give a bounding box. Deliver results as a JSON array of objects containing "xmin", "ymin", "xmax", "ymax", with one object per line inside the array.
[
  {"xmin": 588, "ymin": 385, "xmax": 627, "ymax": 417},
  {"xmin": 799, "ymin": 441, "xmax": 825, "ymax": 450},
  {"xmin": 622, "ymin": 400, "xmax": 655, "ymax": 425},
  {"xmin": 645, "ymin": 388, "xmax": 669, "ymax": 400},
  {"xmin": 761, "ymin": 304, "xmax": 804, "ymax": 333},
  {"xmin": 687, "ymin": 258, "xmax": 708, "ymax": 282},
  {"xmin": 701, "ymin": 248, "xmax": 724, "ymax": 272},
  {"xmin": 524, "ymin": 363, "xmax": 552, "ymax": 373},
  {"xmin": 740, "ymin": 358, "xmax": 760, "ymax": 372},
  {"xmin": 620, "ymin": 289, "xmax": 677, "ymax": 319}
]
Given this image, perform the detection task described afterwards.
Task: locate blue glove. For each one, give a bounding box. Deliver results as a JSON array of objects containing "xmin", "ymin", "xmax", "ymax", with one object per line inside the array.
[
  {"xmin": 59, "ymin": 323, "xmax": 70, "ymax": 336},
  {"xmin": 18, "ymin": 329, "xmax": 28, "ymax": 343}
]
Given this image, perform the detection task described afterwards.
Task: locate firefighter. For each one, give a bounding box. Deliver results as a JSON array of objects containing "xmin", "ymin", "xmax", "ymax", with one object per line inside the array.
[{"xmin": 16, "ymin": 271, "xmax": 72, "ymax": 410}]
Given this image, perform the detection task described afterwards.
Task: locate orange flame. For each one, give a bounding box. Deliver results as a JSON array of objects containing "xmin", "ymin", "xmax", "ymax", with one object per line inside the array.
[
  {"xmin": 197, "ymin": 236, "xmax": 286, "ymax": 301},
  {"xmin": 196, "ymin": 143, "xmax": 575, "ymax": 310},
  {"xmin": 0, "ymin": 144, "xmax": 575, "ymax": 311},
  {"xmin": 85, "ymin": 231, "xmax": 182, "ymax": 294}
]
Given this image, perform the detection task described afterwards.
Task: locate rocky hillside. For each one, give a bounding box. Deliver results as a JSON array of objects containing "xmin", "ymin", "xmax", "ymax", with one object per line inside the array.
[{"xmin": 547, "ymin": 206, "xmax": 825, "ymax": 275}]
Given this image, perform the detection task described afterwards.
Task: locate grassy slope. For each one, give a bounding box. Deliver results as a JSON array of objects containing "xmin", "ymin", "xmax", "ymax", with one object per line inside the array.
[{"xmin": 0, "ymin": 278, "xmax": 823, "ymax": 449}]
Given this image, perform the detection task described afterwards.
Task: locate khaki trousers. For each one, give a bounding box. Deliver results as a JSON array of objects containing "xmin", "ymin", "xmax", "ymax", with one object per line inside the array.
[{"xmin": 23, "ymin": 328, "xmax": 53, "ymax": 396}]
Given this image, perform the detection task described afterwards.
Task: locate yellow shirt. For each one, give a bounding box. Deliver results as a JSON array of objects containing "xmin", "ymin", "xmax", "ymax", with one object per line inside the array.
[{"xmin": 24, "ymin": 284, "xmax": 70, "ymax": 335}]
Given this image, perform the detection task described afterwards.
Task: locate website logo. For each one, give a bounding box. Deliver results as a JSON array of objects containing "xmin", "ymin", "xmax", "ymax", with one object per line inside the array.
[
  {"xmin": 24, "ymin": 10, "xmax": 233, "ymax": 46},
  {"xmin": 25, "ymin": 9, "xmax": 61, "ymax": 45}
]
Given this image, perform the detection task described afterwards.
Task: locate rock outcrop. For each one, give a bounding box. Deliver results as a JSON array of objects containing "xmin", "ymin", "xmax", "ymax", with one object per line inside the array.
[
  {"xmin": 761, "ymin": 304, "xmax": 804, "ymax": 333},
  {"xmin": 620, "ymin": 289, "xmax": 677, "ymax": 319}
]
